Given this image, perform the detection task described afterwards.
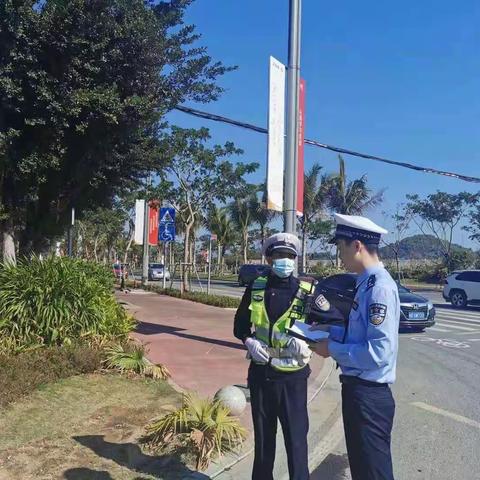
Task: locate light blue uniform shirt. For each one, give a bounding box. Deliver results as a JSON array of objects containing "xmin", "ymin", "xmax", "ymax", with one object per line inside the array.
[{"xmin": 329, "ymin": 263, "xmax": 400, "ymax": 384}]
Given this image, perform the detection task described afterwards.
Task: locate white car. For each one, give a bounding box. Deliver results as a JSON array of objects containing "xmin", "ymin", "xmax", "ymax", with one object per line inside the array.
[{"xmin": 443, "ymin": 270, "xmax": 480, "ymax": 308}]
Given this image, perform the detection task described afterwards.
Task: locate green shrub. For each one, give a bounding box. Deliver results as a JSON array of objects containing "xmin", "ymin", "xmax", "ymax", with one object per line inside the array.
[
  {"xmin": 105, "ymin": 342, "xmax": 170, "ymax": 379},
  {"xmin": 0, "ymin": 256, "xmax": 135, "ymax": 352},
  {"xmin": 0, "ymin": 343, "xmax": 105, "ymax": 407},
  {"xmin": 143, "ymin": 392, "xmax": 246, "ymax": 471},
  {"xmin": 309, "ymin": 263, "xmax": 345, "ymax": 280},
  {"xmin": 145, "ymin": 285, "xmax": 241, "ymax": 309}
]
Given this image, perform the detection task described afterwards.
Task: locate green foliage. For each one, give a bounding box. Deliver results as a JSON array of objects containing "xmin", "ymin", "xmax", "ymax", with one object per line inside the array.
[
  {"xmin": 143, "ymin": 392, "xmax": 247, "ymax": 471},
  {"xmin": 327, "ymin": 155, "xmax": 384, "ymax": 215},
  {"xmin": 464, "ymin": 201, "xmax": 480, "ymax": 245},
  {"xmin": 1, "ymin": 0, "xmax": 233, "ymax": 253},
  {"xmin": 105, "ymin": 342, "xmax": 170, "ymax": 380},
  {"xmin": 0, "ymin": 342, "xmax": 104, "ymax": 407},
  {"xmin": 145, "ymin": 285, "xmax": 241, "ymax": 309},
  {"xmin": 0, "ymin": 256, "xmax": 134, "ymax": 351},
  {"xmin": 310, "ymin": 263, "xmax": 345, "ymax": 279}
]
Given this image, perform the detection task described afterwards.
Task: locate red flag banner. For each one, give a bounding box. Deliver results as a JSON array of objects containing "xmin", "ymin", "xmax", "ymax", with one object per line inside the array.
[{"xmin": 148, "ymin": 201, "xmax": 159, "ymax": 245}]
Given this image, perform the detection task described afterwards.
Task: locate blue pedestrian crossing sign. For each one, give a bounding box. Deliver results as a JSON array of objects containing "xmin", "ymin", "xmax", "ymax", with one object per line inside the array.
[{"xmin": 159, "ymin": 207, "xmax": 176, "ymax": 242}]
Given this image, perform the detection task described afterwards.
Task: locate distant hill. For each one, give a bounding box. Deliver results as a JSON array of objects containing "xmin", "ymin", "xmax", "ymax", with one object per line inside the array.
[{"xmin": 380, "ymin": 235, "xmax": 472, "ymax": 260}]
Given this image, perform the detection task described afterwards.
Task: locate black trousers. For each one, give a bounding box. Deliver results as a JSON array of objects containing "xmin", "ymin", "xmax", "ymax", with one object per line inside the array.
[
  {"xmin": 341, "ymin": 378, "xmax": 395, "ymax": 480},
  {"xmin": 249, "ymin": 372, "xmax": 309, "ymax": 480}
]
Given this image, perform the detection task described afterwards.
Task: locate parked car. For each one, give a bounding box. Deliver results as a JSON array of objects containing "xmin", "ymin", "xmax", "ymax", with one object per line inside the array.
[
  {"xmin": 112, "ymin": 263, "xmax": 129, "ymax": 279},
  {"xmin": 148, "ymin": 263, "xmax": 170, "ymax": 282},
  {"xmin": 313, "ymin": 273, "xmax": 435, "ymax": 331},
  {"xmin": 238, "ymin": 264, "xmax": 271, "ymax": 287},
  {"xmin": 443, "ymin": 270, "xmax": 480, "ymax": 308}
]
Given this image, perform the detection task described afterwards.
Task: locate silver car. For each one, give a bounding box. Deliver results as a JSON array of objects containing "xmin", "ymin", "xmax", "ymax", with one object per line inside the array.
[{"xmin": 148, "ymin": 263, "xmax": 170, "ymax": 281}]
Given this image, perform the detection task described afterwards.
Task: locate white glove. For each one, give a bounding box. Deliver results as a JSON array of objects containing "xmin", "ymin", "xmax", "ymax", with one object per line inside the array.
[
  {"xmin": 245, "ymin": 337, "xmax": 270, "ymax": 364},
  {"xmin": 287, "ymin": 337, "xmax": 312, "ymax": 360}
]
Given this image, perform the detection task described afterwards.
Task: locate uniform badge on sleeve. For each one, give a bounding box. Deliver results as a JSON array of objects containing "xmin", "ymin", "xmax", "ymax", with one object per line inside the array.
[
  {"xmin": 369, "ymin": 303, "xmax": 387, "ymax": 325},
  {"xmin": 315, "ymin": 294, "xmax": 330, "ymax": 311}
]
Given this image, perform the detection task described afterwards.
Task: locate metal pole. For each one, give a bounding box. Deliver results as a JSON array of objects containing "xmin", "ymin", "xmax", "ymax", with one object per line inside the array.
[
  {"xmin": 284, "ymin": 0, "xmax": 302, "ymax": 233},
  {"xmin": 207, "ymin": 236, "xmax": 212, "ymax": 295},
  {"xmin": 142, "ymin": 187, "xmax": 150, "ymax": 286},
  {"xmin": 162, "ymin": 242, "xmax": 167, "ymax": 290}
]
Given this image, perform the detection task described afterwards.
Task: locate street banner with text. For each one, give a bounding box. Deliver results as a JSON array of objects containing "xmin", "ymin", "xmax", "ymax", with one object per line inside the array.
[
  {"xmin": 267, "ymin": 56, "xmax": 286, "ymax": 212},
  {"xmin": 134, "ymin": 199, "xmax": 145, "ymax": 245},
  {"xmin": 297, "ymin": 78, "xmax": 305, "ymax": 216}
]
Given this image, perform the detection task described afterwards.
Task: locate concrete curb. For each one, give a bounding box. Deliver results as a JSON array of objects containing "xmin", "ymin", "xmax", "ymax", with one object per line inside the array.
[{"xmin": 184, "ymin": 358, "xmax": 341, "ymax": 480}]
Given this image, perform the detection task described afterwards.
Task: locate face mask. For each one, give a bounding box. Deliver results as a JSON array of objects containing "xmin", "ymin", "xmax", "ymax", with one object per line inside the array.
[{"xmin": 272, "ymin": 258, "xmax": 295, "ymax": 278}]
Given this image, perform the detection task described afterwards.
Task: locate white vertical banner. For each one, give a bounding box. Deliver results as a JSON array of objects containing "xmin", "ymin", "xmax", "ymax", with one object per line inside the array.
[
  {"xmin": 134, "ymin": 199, "xmax": 145, "ymax": 245},
  {"xmin": 267, "ymin": 56, "xmax": 286, "ymax": 212}
]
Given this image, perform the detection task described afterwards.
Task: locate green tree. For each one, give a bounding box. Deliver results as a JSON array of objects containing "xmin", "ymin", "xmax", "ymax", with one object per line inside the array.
[
  {"xmin": 406, "ymin": 191, "xmax": 477, "ymax": 270},
  {"xmin": 327, "ymin": 155, "xmax": 384, "ymax": 265},
  {"xmin": 249, "ymin": 184, "xmax": 278, "ymax": 262},
  {"xmin": 205, "ymin": 206, "xmax": 235, "ymax": 273},
  {"xmin": 229, "ymin": 189, "xmax": 257, "ymax": 265},
  {"xmin": 327, "ymin": 155, "xmax": 384, "ymax": 215},
  {"xmin": 0, "ymin": 0, "xmax": 233, "ymax": 262},
  {"xmin": 463, "ymin": 199, "xmax": 480, "ymax": 247},
  {"xmin": 157, "ymin": 127, "xmax": 257, "ymax": 291},
  {"xmin": 382, "ymin": 204, "xmax": 413, "ymax": 281},
  {"xmin": 298, "ymin": 164, "xmax": 333, "ymax": 272}
]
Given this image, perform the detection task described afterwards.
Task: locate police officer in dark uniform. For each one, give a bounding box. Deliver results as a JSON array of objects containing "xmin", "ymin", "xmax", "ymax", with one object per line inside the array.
[
  {"xmin": 234, "ymin": 232, "xmax": 316, "ymax": 480},
  {"xmin": 310, "ymin": 214, "xmax": 400, "ymax": 480}
]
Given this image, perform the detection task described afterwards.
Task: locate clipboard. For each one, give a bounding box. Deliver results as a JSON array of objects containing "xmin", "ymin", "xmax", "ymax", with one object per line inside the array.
[{"xmin": 285, "ymin": 321, "xmax": 330, "ymax": 344}]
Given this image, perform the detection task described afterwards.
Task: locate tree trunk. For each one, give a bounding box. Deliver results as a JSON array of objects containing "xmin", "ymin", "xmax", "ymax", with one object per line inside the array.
[
  {"xmin": 183, "ymin": 223, "xmax": 193, "ymax": 292},
  {"xmin": 261, "ymin": 225, "xmax": 266, "ymax": 264},
  {"xmin": 243, "ymin": 230, "xmax": 248, "ymax": 264},
  {"xmin": 2, "ymin": 223, "xmax": 16, "ymax": 265},
  {"xmin": 301, "ymin": 226, "xmax": 307, "ymax": 274}
]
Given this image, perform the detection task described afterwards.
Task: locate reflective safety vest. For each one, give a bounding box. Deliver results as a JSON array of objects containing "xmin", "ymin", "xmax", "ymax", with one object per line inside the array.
[{"xmin": 249, "ymin": 276, "xmax": 314, "ymax": 372}]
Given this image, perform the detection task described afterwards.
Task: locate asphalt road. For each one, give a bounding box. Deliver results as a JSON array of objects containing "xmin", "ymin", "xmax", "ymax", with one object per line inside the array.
[
  {"xmin": 311, "ymin": 302, "xmax": 480, "ymax": 480},
  {"xmin": 140, "ymin": 278, "xmax": 480, "ymax": 478}
]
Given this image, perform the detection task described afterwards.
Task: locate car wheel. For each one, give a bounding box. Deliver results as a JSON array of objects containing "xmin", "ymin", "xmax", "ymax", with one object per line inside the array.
[{"xmin": 450, "ymin": 290, "xmax": 467, "ymax": 308}]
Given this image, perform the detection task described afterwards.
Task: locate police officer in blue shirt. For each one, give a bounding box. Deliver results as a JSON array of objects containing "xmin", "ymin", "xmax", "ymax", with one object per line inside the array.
[{"xmin": 311, "ymin": 213, "xmax": 400, "ymax": 480}]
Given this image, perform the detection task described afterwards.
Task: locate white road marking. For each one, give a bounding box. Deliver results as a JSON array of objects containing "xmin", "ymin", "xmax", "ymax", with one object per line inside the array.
[
  {"xmin": 411, "ymin": 402, "xmax": 480, "ymax": 430},
  {"xmin": 436, "ymin": 310, "xmax": 480, "ymax": 320},
  {"xmin": 428, "ymin": 327, "xmax": 450, "ymax": 332},
  {"xmin": 435, "ymin": 319, "xmax": 480, "ymax": 329},
  {"xmin": 435, "ymin": 322, "xmax": 477, "ymax": 331},
  {"xmin": 435, "ymin": 314, "xmax": 480, "ymax": 325}
]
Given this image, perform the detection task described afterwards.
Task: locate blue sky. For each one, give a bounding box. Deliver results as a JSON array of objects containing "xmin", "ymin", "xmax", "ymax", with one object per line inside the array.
[{"xmin": 167, "ymin": 0, "xmax": 480, "ymax": 247}]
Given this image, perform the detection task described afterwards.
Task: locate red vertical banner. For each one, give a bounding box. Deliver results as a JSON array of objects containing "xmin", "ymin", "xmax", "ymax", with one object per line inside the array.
[
  {"xmin": 148, "ymin": 201, "xmax": 159, "ymax": 245},
  {"xmin": 297, "ymin": 79, "xmax": 305, "ymax": 216}
]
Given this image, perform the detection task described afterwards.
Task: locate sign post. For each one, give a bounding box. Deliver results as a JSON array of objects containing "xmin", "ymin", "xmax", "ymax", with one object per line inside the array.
[{"xmin": 159, "ymin": 207, "xmax": 176, "ymax": 290}]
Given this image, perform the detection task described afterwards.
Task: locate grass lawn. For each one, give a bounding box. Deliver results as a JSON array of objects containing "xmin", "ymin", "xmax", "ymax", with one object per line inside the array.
[{"xmin": 0, "ymin": 373, "xmax": 196, "ymax": 480}]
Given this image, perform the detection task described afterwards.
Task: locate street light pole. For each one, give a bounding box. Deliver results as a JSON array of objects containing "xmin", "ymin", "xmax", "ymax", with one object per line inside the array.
[
  {"xmin": 141, "ymin": 176, "xmax": 151, "ymax": 286},
  {"xmin": 284, "ymin": 0, "xmax": 302, "ymax": 234}
]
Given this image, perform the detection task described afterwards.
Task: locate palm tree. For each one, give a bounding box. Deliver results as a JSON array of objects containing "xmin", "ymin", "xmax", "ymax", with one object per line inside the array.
[
  {"xmin": 205, "ymin": 206, "xmax": 235, "ymax": 273},
  {"xmin": 249, "ymin": 184, "xmax": 279, "ymax": 262},
  {"xmin": 327, "ymin": 155, "xmax": 384, "ymax": 265},
  {"xmin": 327, "ymin": 155, "xmax": 384, "ymax": 215},
  {"xmin": 229, "ymin": 195, "xmax": 255, "ymax": 265},
  {"xmin": 299, "ymin": 164, "xmax": 334, "ymax": 272}
]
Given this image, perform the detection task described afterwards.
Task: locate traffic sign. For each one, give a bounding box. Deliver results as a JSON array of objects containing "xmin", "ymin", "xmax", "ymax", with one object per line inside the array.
[{"xmin": 159, "ymin": 207, "xmax": 176, "ymax": 243}]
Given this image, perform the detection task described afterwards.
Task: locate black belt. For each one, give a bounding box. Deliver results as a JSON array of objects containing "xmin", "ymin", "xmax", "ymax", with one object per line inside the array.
[{"xmin": 340, "ymin": 375, "xmax": 388, "ymax": 388}]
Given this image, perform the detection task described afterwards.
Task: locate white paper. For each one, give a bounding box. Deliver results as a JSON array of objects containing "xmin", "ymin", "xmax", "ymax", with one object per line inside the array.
[{"xmin": 286, "ymin": 321, "xmax": 330, "ymax": 342}]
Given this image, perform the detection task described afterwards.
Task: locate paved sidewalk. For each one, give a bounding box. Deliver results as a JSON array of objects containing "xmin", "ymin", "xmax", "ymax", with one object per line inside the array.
[
  {"xmin": 116, "ymin": 289, "xmax": 339, "ymax": 479},
  {"xmin": 117, "ymin": 289, "xmax": 323, "ymax": 399}
]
